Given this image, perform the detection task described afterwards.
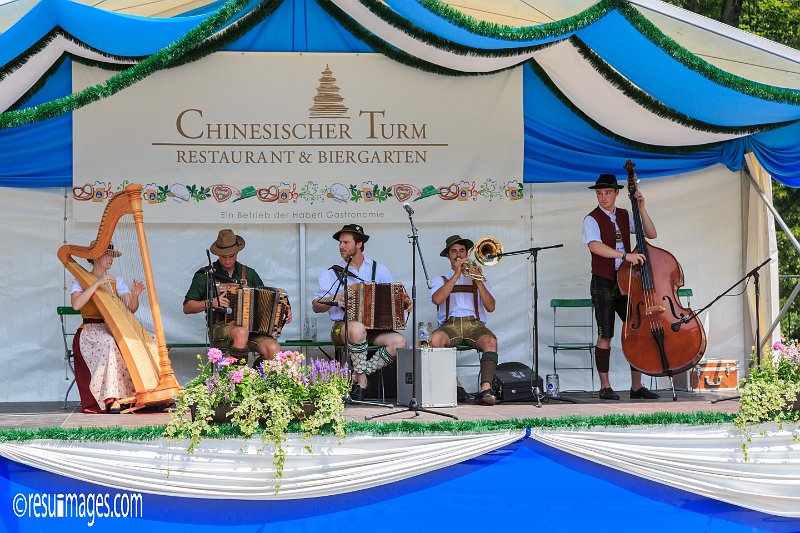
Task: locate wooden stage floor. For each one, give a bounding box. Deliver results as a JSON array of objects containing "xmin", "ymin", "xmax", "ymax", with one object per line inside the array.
[{"xmin": 0, "ymin": 390, "xmax": 739, "ymax": 429}]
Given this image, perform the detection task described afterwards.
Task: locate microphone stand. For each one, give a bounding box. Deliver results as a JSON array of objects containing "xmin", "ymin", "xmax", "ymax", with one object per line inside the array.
[
  {"xmin": 330, "ymin": 256, "xmax": 392, "ymax": 408},
  {"xmin": 706, "ymin": 258, "xmax": 771, "ymax": 404},
  {"xmin": 368, "ymin": 208, "xmax": 457, "ymax": 420},
  {"xmin": 205, "ymin": 250, "xmax": 221, "ymax": 348},
  {"xmin": 490, "ymin": 244, "xmax": 572, "ymax": 406}
]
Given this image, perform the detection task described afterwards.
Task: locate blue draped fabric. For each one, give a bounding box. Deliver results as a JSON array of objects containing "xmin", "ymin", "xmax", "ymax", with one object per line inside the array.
[
  {"xmin": 1, "ymin": 0, "xmax": 800, "ymax": 188},
  {"xmin": 0, "ymin": 60, "xmax": 71, "ymax": 188},
  {"xmin": 523, "ymin": 64, "xmax": 731, "ymax": 183},
  {"xmin": 575, "ymin": 12, "xmax": 800, "ymax": 126},
  {"xmin": 0, "ymin": 0, "xmax": 215, "ymax": 65}
]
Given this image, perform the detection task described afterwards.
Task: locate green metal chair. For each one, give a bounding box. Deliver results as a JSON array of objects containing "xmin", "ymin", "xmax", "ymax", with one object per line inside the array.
[
  {"xmin": 547, "ymin": 298, "xmax": 596, "ymax": 392},
  {"xmin": 57, "ymin": 306, "xmax": 81, "ymax": 409}
]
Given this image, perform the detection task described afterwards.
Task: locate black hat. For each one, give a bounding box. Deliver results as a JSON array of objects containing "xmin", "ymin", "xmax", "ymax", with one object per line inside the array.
[
  {"xmin": 588, "ymin": 174, "xmax": 623, "ymax": 190},
  {"xmin": 332, "ymin": 224, "xmax": 370, "ymax": 243},
  {"xmin": 440, "ymin": 235, "xmax": 475, "ymax": 257}
]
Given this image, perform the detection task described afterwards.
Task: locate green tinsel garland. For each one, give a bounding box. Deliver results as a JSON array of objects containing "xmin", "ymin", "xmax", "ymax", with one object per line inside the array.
[
  {"xmin": 617, "ymin": 3, "xmax": 800, "ymax": 105},
  {"xmin": 317, "ymin": 0, "xmax": 476, "ymax": 77},
  {"xmin": 0, "ymin": 412, "xmax": 735, "ymax": 443},
  {"xmin": 0, "ymin": 0, "xmax": 276, "ymax": 130},
  {"xmin": 7, "ymin": 0, "xmax": 282, "ymax": 113},
  {"xmin": 350, "ymin": 0, "xmax": 543, "ymax": 57},
  {"xmin": 528, "ymin": 59, "xmax": 726, "ymax": 155},
  {"xmin": 570, "ymin": 37, "xmax": 797, "ymax": 135},
  {"xmin": 416, "ymin": 0, "xmax": 623, "ymax": 41},
  {"xmin": 418, "ymin": 0, "xmax": 800, "ymax": 105},
  {"xmin": 0, "ymin": 28, "xmax": 140, "ymax": 84}
]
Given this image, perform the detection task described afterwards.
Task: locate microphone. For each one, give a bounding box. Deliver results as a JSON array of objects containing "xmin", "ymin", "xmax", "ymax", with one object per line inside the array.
[
  {"xmin": 211, "ymin": 306, "xmax": 233, "ymax": 315},
  {"xmin": 671, "ymin": 321, "xmax": 681, "ymax": 332},
  {"xmin": 318, "ymin": 300, "xmax": 342, "ymax": 308},
  {"xmin": 329, "ymin": 265, "xmax": 364, "ymax": 281},
  {"xmin": 403, "ymin": 202, "xmax": 414, "ymax": 215}
]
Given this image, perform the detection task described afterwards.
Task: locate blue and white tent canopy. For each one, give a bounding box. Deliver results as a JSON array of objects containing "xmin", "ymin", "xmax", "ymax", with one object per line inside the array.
[{"xmin": 1, "ymin": 0, "xmax": 799, "ymax": 187}]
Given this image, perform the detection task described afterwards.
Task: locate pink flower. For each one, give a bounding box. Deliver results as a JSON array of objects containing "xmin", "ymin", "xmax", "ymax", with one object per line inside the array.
[
  {"xmin": 230, "ymin": 370, "xmax": 244, "ymax": 384},
  {"xmin": 207, "ymin": 348, "xmax": 223, "ymax": 362},
  {"xmin": 219, "ymin": 356, "xmax": 238, "ymax": 367},
  {"xmin": 773, "ymin": 341, "xmax": 786, "ymax": 352}
]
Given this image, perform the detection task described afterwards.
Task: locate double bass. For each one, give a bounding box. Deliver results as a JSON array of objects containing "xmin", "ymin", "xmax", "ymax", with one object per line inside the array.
[{"xmin": 617, "ymin": 160, "xmax": 706, "ymax": 383}]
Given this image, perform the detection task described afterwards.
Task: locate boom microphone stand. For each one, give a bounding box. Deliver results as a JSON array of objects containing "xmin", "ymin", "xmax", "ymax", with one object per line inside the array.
[
  {"xmin": 489, "ymin": 244, "xmax": 573, "ymax": 406},
  {"xmin": 368, "ymin": 204, "xmax": 457, "ymax": 420},
  {"xmin": 704, "ymin": 258, "xmax": 771, "ymax": 404}
]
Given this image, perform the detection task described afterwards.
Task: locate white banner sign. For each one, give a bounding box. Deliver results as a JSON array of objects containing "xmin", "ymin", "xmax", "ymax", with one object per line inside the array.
[{"xmin": 73, "ymin": 53, "xmax": 523, "ymax": 223}]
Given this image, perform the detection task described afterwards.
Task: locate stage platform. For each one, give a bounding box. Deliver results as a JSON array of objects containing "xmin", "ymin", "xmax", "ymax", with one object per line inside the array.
[{"xmin": 0, "ymin": 389, "xmax": 739, "ymax": 429}]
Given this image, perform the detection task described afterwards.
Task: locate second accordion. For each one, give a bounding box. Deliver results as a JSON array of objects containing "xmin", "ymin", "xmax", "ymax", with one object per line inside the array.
[
  {"xmin": 223, "ymin": 285, "xmax": 291, "ymax": 338},
  {"xmin": 346, "ymin": 282, "xmax": 407, "ymax": 330}
]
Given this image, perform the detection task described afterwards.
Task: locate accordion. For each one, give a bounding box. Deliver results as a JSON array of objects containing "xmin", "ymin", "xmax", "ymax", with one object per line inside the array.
[
  {"xmin": 220, "ymin": 284, "xmax": 291, "ymax": 337},
  {"xmin": 346, "ymin": 282, "xmax": 407, "ymax": 330}
]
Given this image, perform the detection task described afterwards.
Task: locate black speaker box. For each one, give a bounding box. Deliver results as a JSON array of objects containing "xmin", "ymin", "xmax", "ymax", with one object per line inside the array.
[{"xmin": 492, "ymin": 362, "xmax": 542, "ymax": 401}]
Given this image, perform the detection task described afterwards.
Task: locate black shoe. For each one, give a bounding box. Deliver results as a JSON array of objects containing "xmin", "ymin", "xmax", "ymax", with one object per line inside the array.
[
  {"xmin": 457, "ymin": 386, "xmax": 468, "ymax": 403},
  {"xmin": 630, "ymin": 386, "xmax": 660, "ymax": 399},
  {"xmin": 475, "ymin": 389, "xmax": 496, "ymax": 406},
  {"xmin": 350, "ymin": 384, "xmax": 368, "ymax": 401},
  {"xmin": 598, "ymin": 387, "xmax": 620, "ymax": 400}
]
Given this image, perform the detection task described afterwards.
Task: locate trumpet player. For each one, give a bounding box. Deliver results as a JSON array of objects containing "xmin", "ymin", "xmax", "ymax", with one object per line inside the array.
[{"xmin": 430, "ymin": 235, "xmax": 498, "ymax": 406}]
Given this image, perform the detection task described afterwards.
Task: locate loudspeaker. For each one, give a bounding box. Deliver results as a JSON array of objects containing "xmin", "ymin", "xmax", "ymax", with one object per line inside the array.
[
  {"xmin": 492, "ymin": 362, "xmax": 542, "ymax": 402},
  {"xmin": 396, "ymin": 347, "xmax": 457, "ymax": 407}
]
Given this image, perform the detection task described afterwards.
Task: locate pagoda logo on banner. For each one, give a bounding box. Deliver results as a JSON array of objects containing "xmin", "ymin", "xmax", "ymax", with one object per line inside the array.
[{"xmin": 308, "ymin": 65, "xmax": 350, "ymax": 119}]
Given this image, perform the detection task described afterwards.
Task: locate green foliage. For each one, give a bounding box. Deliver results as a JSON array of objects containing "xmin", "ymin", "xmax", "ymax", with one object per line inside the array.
[
  {"xmin": 665, "ymin": 0, "xmax": 724, "ymax": 17},
  {"xmin": 773, "ymin": 183, "xmax": 800, "ymax": 338},
  {"xmin": 664, "ymin": 0, "xmax": 800, "ymax": 49},
  {"xmin": 164, "ymin": 349, "xmax": 351, "ymax": 489},
  {"xmin": 733, "ymin": 341, "xmax": 800, "ymax": 458},
  {"xmin": 740, "ymin": 0, "xmax": 800, "ymax": 49}
]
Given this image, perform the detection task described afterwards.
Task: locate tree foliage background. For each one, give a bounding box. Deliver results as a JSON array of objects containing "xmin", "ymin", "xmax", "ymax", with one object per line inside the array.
[{"xmin": 665, "ymin": 0, "xmax": 800, "ymax": 338}]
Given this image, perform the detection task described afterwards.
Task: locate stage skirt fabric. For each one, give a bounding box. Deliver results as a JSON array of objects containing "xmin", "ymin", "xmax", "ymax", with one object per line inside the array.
[
  {"xmin": 73, "ymin": 323, "xmax": 135, "ymax": 411},
  {"xmin": 2, "ymin": 427, "xmax": 800, "ymax": 531}
]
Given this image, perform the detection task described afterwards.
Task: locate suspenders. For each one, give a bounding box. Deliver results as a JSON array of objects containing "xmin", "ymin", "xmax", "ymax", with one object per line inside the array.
[{"xmin": 441, "ymin": 276, "xmax": 479, "ymax": 320}]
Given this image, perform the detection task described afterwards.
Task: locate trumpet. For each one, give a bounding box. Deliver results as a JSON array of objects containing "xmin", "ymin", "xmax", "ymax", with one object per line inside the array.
[{"xmin": 461, "ymin": 237, "xmax": 503, "ymax": 281}]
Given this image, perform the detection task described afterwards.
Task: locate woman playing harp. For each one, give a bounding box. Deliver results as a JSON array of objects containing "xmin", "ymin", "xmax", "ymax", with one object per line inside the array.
[
  {"xmin": 70, "ymin": 241, "xmax": 141, "ymax": 413},
  {"xmin": 59, "ymin": 184, "xmax": 180, "ymax": 413}
]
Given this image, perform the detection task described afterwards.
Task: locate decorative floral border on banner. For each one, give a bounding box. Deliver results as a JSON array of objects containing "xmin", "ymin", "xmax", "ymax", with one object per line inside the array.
[{"xmin": 72, "ymin": 179, "xmax": 525, "ymax": 205}]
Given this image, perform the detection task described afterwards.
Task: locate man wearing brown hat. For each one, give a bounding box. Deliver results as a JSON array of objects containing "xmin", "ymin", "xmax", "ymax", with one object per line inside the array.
[
  {"xmin": 183, "ymin": 229, "xmax": 290, "ymax": 365},
  {"xmin": 430, "ymin": 235, "xmax": 499, "ymax": 405},
  {"xmin": 583, "ymin": 173, "xmax": 659, "ymax": 400},
  {"xmin": 311, "ymin": 224, "xmax": 411, "ymax": 401}
]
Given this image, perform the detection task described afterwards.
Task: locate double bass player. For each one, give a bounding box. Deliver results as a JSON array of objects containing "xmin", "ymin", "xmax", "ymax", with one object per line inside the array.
[{"xmin": 583, "ymin": 173, "xmax": 660, "ymax": 400}]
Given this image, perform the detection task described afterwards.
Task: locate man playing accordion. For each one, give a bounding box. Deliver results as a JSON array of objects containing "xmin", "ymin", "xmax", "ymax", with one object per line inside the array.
[
  {"xmin": 312, "ymin": 224, "xmax": 411, "ymax": 401},
  {"xmin": 183, "ymin": 229, "xmax": 292, "ymax": 367}
]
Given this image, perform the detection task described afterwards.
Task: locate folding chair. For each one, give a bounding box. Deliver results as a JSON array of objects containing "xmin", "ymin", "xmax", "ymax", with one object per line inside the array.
[
  {"xmin": 57, "ymin": 306, "xmax": 81, "ymax": 408},
  {"xmin": 548, "ymin": 298, "xmax": 596, "ymax": 392}
]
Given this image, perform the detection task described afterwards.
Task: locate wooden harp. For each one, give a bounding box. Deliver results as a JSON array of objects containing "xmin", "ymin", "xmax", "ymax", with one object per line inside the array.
[{"xmin": 57, "ymin": 184, "xmax": 181, "ymax": 410}]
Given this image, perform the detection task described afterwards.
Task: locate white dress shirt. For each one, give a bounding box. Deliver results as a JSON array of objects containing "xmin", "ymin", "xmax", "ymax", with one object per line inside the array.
[
  {"xmin": 313, "ymin": 256, "xmax": 393, "ymax": 321},
  {"xmin": 430, "ymin": 270, "xmax": 493, "ymax": 325}
]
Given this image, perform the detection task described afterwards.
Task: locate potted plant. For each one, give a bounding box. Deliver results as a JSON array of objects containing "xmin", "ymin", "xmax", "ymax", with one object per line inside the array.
[
  {"xmin": 734, "ymin": 339, "xmax": 800, "ymax": 456},
  {"xmin": 165, "ymin": 348, "xmax": 352, "ymax": 481}
]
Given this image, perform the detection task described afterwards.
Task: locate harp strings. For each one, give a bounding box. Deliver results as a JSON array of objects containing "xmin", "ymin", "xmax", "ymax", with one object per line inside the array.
[{"xmin": 111, "ymin": 215, "xmax": 156, "ymax": 341}]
